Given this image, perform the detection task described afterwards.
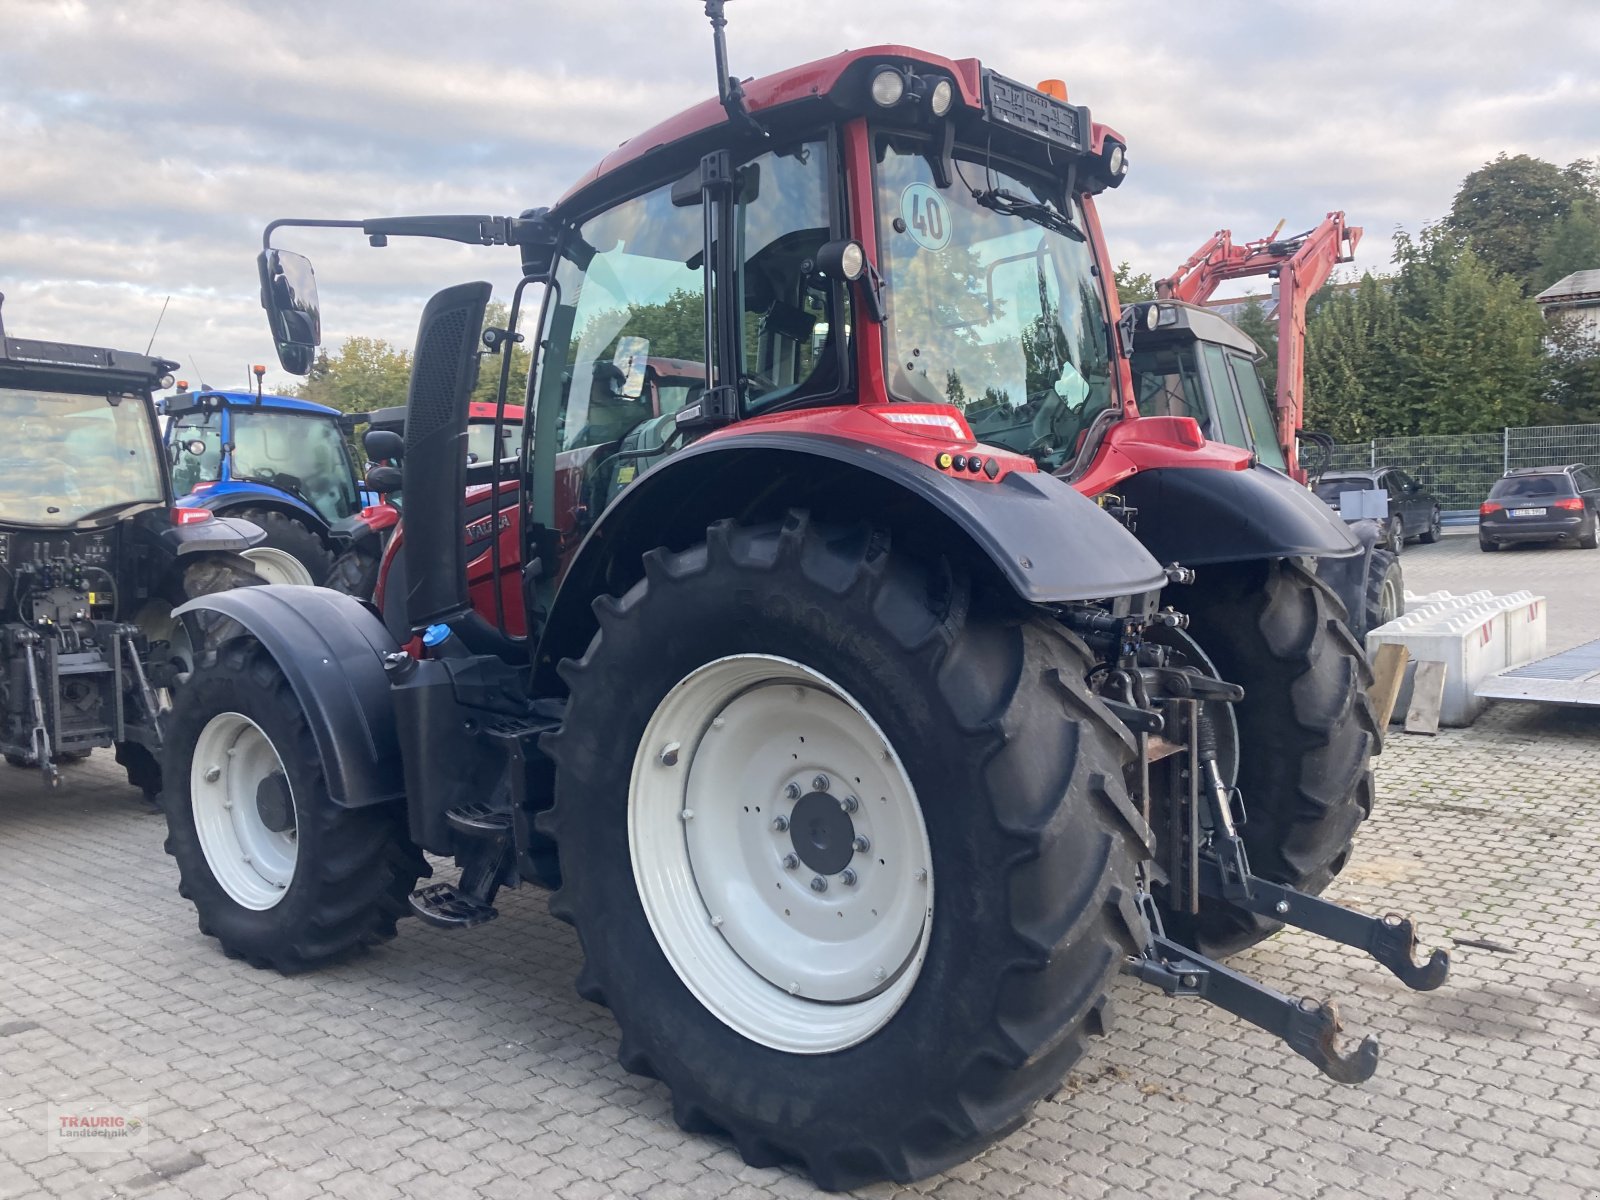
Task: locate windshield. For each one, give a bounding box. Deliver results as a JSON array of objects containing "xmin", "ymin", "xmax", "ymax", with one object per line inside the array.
[
  {"xmin": 875, "ymin": 134, "xmax": 1113, "ymax": 469},
  {"xmin": 230, "ymin": 408, "xmax": 360, "ymax": 523},
  {"xmin": 466, "ymin": 422, "xmax": 517, "ymax": 465},
  {"xmin": 0, "ymin": 387, "xmax": 164, "ymax": 525},
  {"xmin": 540, "ymin": 136, "xmax": 838, "ymax": 457},
  {"xmin": 171, "ymin": 410, "xmax": 225, "ymax": 495}
]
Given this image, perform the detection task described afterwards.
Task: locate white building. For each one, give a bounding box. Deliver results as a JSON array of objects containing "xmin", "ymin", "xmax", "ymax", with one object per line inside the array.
[{"xmin": 1536, "ymin": 270, "xmax": 1600, "ymax": 342}]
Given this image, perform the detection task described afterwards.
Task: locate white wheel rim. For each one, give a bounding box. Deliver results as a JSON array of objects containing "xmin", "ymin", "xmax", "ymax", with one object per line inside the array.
[
  {"xmin": 241, "ymin": 547, "xmax": 315, "ymax": 587},
  {"xmin": 191, "ymin": 712, "xmax": 298, "ymax": 909},
  {"xmin": 630, "ymin": 654, "xmax": 933, "ymax": 1054},
  {"xmin": 1380, "ymin": 576, "xmax": 1402, "ymax": 623}
]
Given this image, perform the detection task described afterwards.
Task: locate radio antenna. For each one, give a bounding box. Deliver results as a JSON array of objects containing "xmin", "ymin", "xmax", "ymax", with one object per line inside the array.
[
  {"xmin": 703, "ymin": 0, "xmax": 766, "ymax": 137},
  {"xmin": 145, "ymin": 295, "xmax": 171, "ymax": 354}
]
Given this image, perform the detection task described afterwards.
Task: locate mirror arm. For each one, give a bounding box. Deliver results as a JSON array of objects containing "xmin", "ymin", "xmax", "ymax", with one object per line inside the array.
[{"xmin": 263, "ymin": 214, "xmax": 552, "ymax": 251}]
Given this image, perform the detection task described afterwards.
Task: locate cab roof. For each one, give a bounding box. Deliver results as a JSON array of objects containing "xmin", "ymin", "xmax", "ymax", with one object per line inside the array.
[
  {"xmin": 555, "ymin": 44, "xmax": 1124, "ymax": 215},
  {"xmin": 166, "ymin": 389, "xmax": 341, "ymax": 417}
]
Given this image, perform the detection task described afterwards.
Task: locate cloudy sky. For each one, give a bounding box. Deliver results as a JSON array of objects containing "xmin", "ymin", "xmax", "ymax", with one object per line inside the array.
[{"xmin": 2, "ymin": 0, "xmax": 1596, "ymax": 394}]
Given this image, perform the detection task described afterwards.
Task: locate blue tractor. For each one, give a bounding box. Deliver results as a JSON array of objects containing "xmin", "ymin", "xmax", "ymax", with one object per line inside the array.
[{"xmin": 165, "ymin": 388, "xmax": 370, "ymax": 585}]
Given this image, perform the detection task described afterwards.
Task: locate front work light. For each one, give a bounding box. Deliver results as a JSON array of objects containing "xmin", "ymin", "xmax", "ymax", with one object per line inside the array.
[
  {"xmin": 871, "ymin": 68, "xmax": 906, "ymax": 107},
  {"xmin": 1107, "ymin": 144, "xmax": 1126, "ymax": 177},
  {"xmin": 929, "ymin": 78, "xmax": 953, "ymax": 116},
  {"xmin": 816, "ymin": 239, "xmax": 866, "ymax": 281}
]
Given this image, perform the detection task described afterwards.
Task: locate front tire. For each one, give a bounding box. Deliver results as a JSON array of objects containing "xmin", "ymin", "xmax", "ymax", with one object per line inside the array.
[
  {"xmin": 1165, "ymin": 558, "xmax": 1378, "ymax": 958},
  {"xmin": 541, "ymin": 514, "xmax": 1150, "ymax": 1189},
  {"xmin": 1419, "ymin": 506, "xmax": 1443, "ymax": 544},
  {"xmin": 160, "ymin": 639, "xmax": 426, "ymax": 971}
]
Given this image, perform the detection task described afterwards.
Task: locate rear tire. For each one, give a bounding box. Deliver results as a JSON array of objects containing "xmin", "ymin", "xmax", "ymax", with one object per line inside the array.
[
  {"xmin": 325, "ymin": 546, "xmax": 382, "ymax": 599},
  {"xmin": 160, "ymin": 639, "xmax": 426, "ymax": 971},
  {"xmin": 1479, "ymin": 536, "xmax": 1499, "ymax": 553},
  {"xmin": 1385, "ymin": 515, "xmax": 1404, "ymax": 553},
  {"xmin": 1364, "ymin": 547, "xmax": 1404, "ymax": 632},
  {"xmin": 235, "ymin": 509, "xmax": 334, "ymax": 586},
  {"xmin": 541, "ymin": 513, "xmax": 1150, "ymax": 1189},
  {"xmin": 1579, "ymin": 518, "xmax": 1598, "ymax": 551},
  {"xmin": 1163, "ymin": 558, "xmax": 1378, "ymax": 958}
]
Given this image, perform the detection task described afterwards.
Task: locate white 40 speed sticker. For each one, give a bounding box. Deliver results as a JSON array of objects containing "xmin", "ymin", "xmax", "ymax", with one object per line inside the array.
[{"xmin": 899, "ymin": 183, "xmax": 952, "ymax": 251}]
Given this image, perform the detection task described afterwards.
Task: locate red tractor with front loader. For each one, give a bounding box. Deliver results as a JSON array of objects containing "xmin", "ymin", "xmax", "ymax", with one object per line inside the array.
[{"xmin": 159, "ymin": 10, "xmax": 1446, "ymax": 1188}]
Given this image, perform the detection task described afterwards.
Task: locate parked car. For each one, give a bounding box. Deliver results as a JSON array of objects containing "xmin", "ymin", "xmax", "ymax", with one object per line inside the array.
[
  {"xmin": 1313, "ymin": 468, "xmax": 1442, "ymax": 552},
  {"xmin": 1478, "ymin": 464, "xmax": 1600, "ymax": 551}
]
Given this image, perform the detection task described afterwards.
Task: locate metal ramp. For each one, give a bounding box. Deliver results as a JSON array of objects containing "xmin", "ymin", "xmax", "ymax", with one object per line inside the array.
[{"xmin": 1475, "ymin": 637, "xmax": 1600, "ymax": 706}]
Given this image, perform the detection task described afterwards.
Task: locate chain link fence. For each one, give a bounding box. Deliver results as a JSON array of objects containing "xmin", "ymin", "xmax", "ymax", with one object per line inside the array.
[{"xmin": 1322, "ymin": 423, "xmax": 1600, "ymax": 511}]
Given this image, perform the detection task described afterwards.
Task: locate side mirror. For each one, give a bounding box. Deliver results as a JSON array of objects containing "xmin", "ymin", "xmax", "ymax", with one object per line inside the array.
[
  {"xmin": 365, "ymin": 465, "xmax": 404, "ymax": 494},
  {"xmin": 257, "ymin": 248, "xmax": 322, "ymax": 376},
  {"xmin": 364, "ymin": 428, "xmax": 405, "ymax": 461}
]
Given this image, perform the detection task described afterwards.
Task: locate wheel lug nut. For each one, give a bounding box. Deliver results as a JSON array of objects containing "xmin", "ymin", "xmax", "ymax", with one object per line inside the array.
[
  {"xmin": 852, "ymin": 835, "xmax": 870, "ymax": 853},
  {"xmin": 873, "ymin": 966, "xmax": 886, "ymax": 981},
  {"xmin": 810, "ymin": 876, "xmax": 828, "ymax": 893},
  {"xmin": 204, "ymin": 765, "xmax": 221, "ymax": 783},
  {"xmin": 840, "ymin": 869, "xmax": 857, "ymax": 886},
  {"xmin": 784, "ymin": 782, "xmax": 801, "ymax": 800},
  {"xmin": 659, "ymin": 742, "xmax": 680, "ymax": 766},
  {"xmin": 782, "ymin": 853, "xmax": 799, "ymax": 870},
  {"xmin": 771, "ymin": 815, "xmax": 789, "ymax": 832},
  {"xmin": 812, "ymin": 774, "xmax": 830, "ymax": 792},
  {"xmin": 914, "ymin": 868, "xmax": 928, "ymax": 883},
  {"xmin": 841, "ymin": 795, "xmax": 859, "ymax": 814}
]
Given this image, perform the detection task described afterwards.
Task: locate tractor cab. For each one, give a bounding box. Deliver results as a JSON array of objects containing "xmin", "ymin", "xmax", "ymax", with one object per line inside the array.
[
  {"xmin": 165, "ymin": 389, "xmax": 367, "ymax": 585},
  {"xmin": 0, "ymin": 295, "xmax": 262, "ymax": 789},
  {"xmin": 1122, "ymin": 300, "xmax": 1288, "ymax": 472},
  {"xmin": 167, "ymin": 389, "xmax": 365, "ymax": 526}
]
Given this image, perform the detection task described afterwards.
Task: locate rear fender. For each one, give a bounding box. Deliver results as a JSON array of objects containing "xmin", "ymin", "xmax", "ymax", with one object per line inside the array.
[
  {"xmin": 1113, "ymin": 465, "xmax": 1361, "ymax": 567},
  {"xmin": 532, "ymin": 431, "xmax": 1167, "ymax": 691},
  {"xmin": 173, "ymin": 585, "xmax": 404, "ymax": 807}
]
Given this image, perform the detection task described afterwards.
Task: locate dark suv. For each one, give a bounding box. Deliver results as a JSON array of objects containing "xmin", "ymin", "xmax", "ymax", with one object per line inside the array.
[
  {"xmin": 1314, "ymin": 468, "xmax": 1442, "ymax": 552},
  {"xmin": 1479, "ymin": 464, "xmax": 1600, "ymax": 551}
]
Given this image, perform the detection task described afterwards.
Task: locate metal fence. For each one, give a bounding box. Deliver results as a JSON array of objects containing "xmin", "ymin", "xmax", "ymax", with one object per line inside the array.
[{"xmin": 1324, "ymin": 423, "xmax": 1600, "ymax": 510}]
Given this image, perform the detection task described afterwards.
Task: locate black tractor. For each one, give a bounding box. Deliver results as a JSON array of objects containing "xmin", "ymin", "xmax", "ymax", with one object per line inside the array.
[{"xmin": 0, "ymin": 295, "xmax": 264, "ymax": 797}]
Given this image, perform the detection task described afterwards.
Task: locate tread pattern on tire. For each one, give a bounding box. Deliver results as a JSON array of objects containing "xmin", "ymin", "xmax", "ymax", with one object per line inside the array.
[
  {"xmin": 539, "ymin": 512, "xmax": 1150, "ymax": 1190},
  {"xmin": 236, "ymin": 508, "xmax": 335, "ymax": 585},
  {"xmin": 161, "ymin": 638, "xmax": 425, "ymax": 973},
  {"xmin": 1164, "ymin": 557, "xmax": 1379, "ymax": 957}
]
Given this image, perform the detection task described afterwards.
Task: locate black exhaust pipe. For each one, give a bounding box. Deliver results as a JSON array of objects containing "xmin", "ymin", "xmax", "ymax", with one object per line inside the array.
[{"xmin": 401, "ymin": 281, "xmax": 491, "ymax": 632}]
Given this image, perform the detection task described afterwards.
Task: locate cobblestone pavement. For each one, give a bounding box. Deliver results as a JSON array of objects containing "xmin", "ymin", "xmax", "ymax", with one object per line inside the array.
[{"xmin": 3, "ymin": 545, "xmax": 1598, "ymax": 1200}]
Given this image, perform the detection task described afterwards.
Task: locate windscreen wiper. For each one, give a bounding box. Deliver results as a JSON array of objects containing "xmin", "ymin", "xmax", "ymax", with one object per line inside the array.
[{"xmin": 971, "ymin": 188, "xmax": 1085, "ymax": 242}]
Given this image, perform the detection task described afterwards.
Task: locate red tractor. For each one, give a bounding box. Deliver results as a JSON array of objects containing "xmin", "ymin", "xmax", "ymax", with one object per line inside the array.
[{"xmin": 160, "ymin": 13, "xmax": 1444, "ymax": 1188}]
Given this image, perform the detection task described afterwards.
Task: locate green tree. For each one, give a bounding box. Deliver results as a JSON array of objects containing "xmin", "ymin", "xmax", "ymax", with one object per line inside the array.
[
  {"xmin": 1304, "ymin": 274, "xmax": 1403, "ymax": 441},
  {"xmin": 1390, "ymin": 227, "xmax": 1547, "ymax": 433},
  {"xmin": 1304, "ymin": 227, "xmax": 1548, "ymax": 440},
  {"xmin": 1533, "ymin": 199, "xmax": 1600, "ymax": 293},
  {"xmin": 290, "ymin": 336, "xmax": 412, "ymax": 414},
  {"xmin": 1445, "ymin": 153, "xmax": 1599, "ymax": 291},
  {"xmin": 1542, "ymin": 314, "xmax": 1600, "ymax": 424},
  {"xmin": 1113, "ymin": 261, "xmax": 1156, "ymax": 305}
]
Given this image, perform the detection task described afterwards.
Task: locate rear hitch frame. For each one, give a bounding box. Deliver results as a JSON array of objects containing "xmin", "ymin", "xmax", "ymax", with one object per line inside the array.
[{"xmin": 1122, "ymin": 891, "xmax": 1380, "ymax": 1084}]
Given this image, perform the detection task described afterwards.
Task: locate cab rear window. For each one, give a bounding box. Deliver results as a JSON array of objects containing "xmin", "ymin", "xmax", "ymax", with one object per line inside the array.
[{"xmin": 1489, "ymin": 475, "xmax": 1573, "ymax": 499}]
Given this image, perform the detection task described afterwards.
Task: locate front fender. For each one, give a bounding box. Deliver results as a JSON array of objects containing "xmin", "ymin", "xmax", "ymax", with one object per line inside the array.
[
  {"xmin": 174, "ymin": 585, "xmax": 404, "ymax": 807},
  {"xmin": 534, "ymin": 432, "xmax": 1167, "ymax": 689},
  {"xmin": 1114, "ymin": 465, "xmax": 1361, "ymax": 567}
]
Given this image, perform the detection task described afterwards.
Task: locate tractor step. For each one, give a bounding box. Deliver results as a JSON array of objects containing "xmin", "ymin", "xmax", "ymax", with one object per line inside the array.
[
  {"xmin": 408, "ymin": 882, "xmax": 499, "ymax": 929},
  {"xmin": 445, "ymin": 803, "xmax": 512, "ymax": 837}
]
